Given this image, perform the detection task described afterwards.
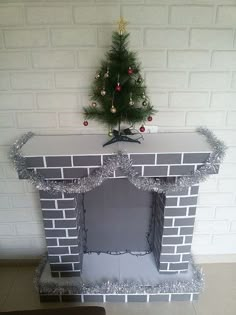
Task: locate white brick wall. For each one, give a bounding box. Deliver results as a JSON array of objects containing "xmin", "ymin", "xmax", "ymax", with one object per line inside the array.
[{"xmin": 0, "ymin": 0, "xmax": 236, "ymax": 260}]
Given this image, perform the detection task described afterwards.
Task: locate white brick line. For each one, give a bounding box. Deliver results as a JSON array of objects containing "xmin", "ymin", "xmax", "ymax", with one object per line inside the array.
[
  {"xmin": 43, "ymin": 155, "xmax": 47, "ymax": 167},
  {"xmin": 190, "ymin": 293, "xmax": 194, "ymax": 302},
  {"xmin": 40, "ymin": 198, "xmax": 74, "ymax": 201}
]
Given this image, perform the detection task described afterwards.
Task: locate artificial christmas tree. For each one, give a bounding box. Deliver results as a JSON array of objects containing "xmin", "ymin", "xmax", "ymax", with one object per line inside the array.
[{"xmin": 83, "ymin": 18, "xmax": 156, "ymax": 147}]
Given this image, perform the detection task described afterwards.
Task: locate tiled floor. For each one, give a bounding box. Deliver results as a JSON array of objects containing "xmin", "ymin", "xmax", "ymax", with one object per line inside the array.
[{"xmin": 0, "ymin": 263, "xmax": 236, "ymax": 314}]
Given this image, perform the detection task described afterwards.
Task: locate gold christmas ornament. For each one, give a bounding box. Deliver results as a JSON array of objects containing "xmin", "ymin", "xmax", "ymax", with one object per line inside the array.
[
  {"xmin": 104, "ymin": 68, "xmax": 109, "ymax": 78},
  {"xmin": 117, "ymin": 17, "xmax": 128, "ymax": 35},
  {"xmin": 101, "ymin": 89, "xmax": 106, "ymax": 96},
  {"xmin": 142, "ymin": 100, "xmax": 147, "ymax": 106},
  {"xmin": 95, "ymin": 73, "xmax": 101, "ymax": 79},
  {"xmin": 110, "ymin": 105, "xmax": 117, "ymax": 113},
  {"xmin": 129, "ymin": 98, "xmax": 134, "ymax": 106},
  {"xmin": 91, "ymin": 101, "xmax": 97, "ymax": 107},
  {"xmin": 108, "ymin": 129, "xmax": 113, "ymax": 137}
]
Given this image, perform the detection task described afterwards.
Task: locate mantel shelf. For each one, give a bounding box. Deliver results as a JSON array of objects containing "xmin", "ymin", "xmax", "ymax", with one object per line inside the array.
[{"xmin": 21, "ymin": 132, "xmax": 212, "ymax": 157}]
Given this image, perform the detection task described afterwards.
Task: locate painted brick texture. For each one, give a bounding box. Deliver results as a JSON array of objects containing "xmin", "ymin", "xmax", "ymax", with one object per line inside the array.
[{"xmin": 0, "ymin": 0, "xmax": 235, "ymax": 262}]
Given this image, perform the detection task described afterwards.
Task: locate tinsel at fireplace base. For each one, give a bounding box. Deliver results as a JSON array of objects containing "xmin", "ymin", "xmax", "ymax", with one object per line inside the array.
[{"xmin": 35, "ymin": 254, "xmax": 204, "ymax": 302}]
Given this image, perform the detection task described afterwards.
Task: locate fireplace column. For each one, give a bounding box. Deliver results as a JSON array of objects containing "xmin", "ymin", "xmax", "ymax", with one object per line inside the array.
[
  {"xmin": 153, "ymin": 185, "xmax": 198, "ymax": 274},
  {"xmin": 39, "ymin": 191, "xmax": 83, "ymax": 277}
]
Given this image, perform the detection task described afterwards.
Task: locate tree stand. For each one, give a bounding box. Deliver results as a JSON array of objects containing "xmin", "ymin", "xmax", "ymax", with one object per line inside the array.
[
  {"xmin": 103, "ymin": 134, "xmax": 141, "ymax": 147},
  {"xmin": 103, "ymin": 127, "xmax": 141, "ymax": 147}
]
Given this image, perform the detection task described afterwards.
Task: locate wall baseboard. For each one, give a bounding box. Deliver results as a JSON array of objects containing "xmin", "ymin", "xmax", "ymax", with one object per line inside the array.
[
  {"xmin": 0, "ymin": 258, "xmax": 41, "ymax": 266},
  {"xmin": 194, "ymin": 254, "xmax": 236, "ymax": 264}
]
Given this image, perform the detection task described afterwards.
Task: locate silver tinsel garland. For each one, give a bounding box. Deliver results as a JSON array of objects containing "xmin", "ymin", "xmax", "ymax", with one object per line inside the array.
[
  {"xmin": 9, "ymin": 127, "xmax": 226, "ymax": 193},
  {"xmin": 34, "ymin": 254, "xmax": 204, "ymax": 295}
]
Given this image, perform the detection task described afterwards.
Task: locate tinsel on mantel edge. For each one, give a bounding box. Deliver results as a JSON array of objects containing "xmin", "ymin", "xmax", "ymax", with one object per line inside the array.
[
  {"xmin": 34, "ymin": 254, "xmax": 204, "ymax": 295},
  {"xmin": 9, "ymin": 127, "xmax": 227, "ymax": 194}
]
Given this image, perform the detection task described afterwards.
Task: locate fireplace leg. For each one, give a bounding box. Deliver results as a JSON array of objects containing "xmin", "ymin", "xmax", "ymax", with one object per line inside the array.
[
  {"xmin": 153, "ymin": 186, "xmax": 198, "ymax": 274},
  {"xmin": 40, "ymin": 191, "xmax": 84, "ymax": 277}
]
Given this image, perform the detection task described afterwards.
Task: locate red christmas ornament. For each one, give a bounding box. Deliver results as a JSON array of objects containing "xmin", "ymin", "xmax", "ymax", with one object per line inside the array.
[
  {"xmin": 83, "ymin": 120, "xmax": 88, "ymax": 126},
  {"xmin": 115, "ymin": 83, "xmax": 122, "ymax": 92},
  {"xmin": 128, "ymin": 67, "xmax": 133, "ymax": 75},
  {"xmin": 140, "ymin": 125, "xmax": 145, "ymax": 133},
  {"xmin": 148, "ymin": 116, "xmax": 153, "ymax": 122}
]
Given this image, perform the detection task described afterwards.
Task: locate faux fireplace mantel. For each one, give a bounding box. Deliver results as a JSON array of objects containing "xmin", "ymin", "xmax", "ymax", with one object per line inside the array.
[{"xmin": 17, "ymin": 132, "xmax": 219, "ymax": 303}]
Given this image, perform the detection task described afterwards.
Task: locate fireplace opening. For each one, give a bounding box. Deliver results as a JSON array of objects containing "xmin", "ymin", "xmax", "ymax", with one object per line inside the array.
[{"xmin": 82, "ymin": 178, "xmax": 155, "ymax": 254}]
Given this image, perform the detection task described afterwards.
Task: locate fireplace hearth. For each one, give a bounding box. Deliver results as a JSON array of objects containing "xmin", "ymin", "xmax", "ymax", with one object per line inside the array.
[{"xmin": 17, "ymin": 132, "xmax": 220, "ymax": 302}]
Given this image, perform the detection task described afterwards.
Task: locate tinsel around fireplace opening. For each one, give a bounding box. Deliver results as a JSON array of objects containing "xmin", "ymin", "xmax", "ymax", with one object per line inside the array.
[{"xmin": 9, "ymin": 127, "xmax": 227, "ymax": 194}]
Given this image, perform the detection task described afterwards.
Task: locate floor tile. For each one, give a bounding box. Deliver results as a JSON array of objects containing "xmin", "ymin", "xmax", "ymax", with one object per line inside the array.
[{"xmin": 0, "ymin": 266, "xmax": 19, "ymax": 308}]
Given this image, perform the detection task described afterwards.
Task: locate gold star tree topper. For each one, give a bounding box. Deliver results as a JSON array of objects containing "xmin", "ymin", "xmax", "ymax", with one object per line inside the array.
[{"xmin": 117, "ymin": 17, "xmax": 128, "ymax": 35}]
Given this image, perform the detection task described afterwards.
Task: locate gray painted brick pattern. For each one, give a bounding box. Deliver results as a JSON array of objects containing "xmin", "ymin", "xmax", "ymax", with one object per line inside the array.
[
  {"xmin": 63, "ymin": 168, "xmax": 88, "ymax": 178},
  {"xmin": 191, "ymin": 186, "xmax": 199, "ymax": 195},
  {"xmin": 169, "ymin": 262, "xmax": 188, "ymax": 270},
  {"xmin": 160, "ymin": 254, "xmax": 181, "ymax": 262},
  {"xmin": 171, "ymin": 294, "xmax": 191, "ymax": 301},
  {"xmin": 61, "ymin": 254, "xmax": 80, "ymax": 262},
  {"xmin": 185, "ymin": 236, "xmax": 193, "ymax": 243},
  {"xmin": 45, "ymin": 229, "xmax": 66, "ymax": 237},
  {"xmin": 59, "ymin": 238, "xmax": 78, "ymax": 246},
  {"xmin": 144, "ymin": 166, "xmax": 168, "ymax": 176},
  {"xmin": 48, "ymin": 247, "xmax": 69, "ymax": 255},
  {"xmin": 169, "ymin": 165, "xmax": 195, "ymax": 176},
  {"xmin": 57, "ymin": 199, "xmax": 75, "ymax": 209},
  {"xmin": 39, "ymin": 293, "xmax": 195, "ymax": 303},
  {"xmin": 130, "ymin": 154, "xmax": 155, "ymax": 165},
  {"xmin": 166, "ymin": 187, "xmax": 189, "ymax": 196},
  {"xmin": 149, "ymin": 294, "xmax": 170, "ymax": 302},
  {"xmin": 189, "ymin": 207, "xmax": 196, "ymax": 216},
  {"xmin": 165, "ymin": 198, "xmax": 178, "ymax": 206},
  {"xmin": 161, "ymin": 246, "xmax": 175, "ymax": 253},
  {"xmin": 179, "ymin": 196, "xmax": 198, "ymax": 206},
  {"xmin": 35, "ymin": 148, "xmax": 203, "ymax": 277},
  {"xmin": 60, "ymin": 271, "xmax": 81, "ymax": 277},
  {"xmin": 83, "ymin": 295, "xmax": 103, "ymax": 302},
  {"xmin": 174, "ymin": 218, "xmax": 195, "ymax": 227},
  {"xmin": 43, "ymin": 220, "xmax": 53, "ymax": 228},
  {"xmin": 162, "ymin": 236, "xmax": 184, "ymax": 245},
  {"xmin": 164, "ymin": 218, "xmax": 173, "ymax": 227},
  {"xmin": 65, "ymin": 210, "xmax": 77, "ymax": 218},
  {"xmin": 55, "ymin": 219, "xmax": 77, "ymax": 228},
  {"xmin": 106, "ymin": 295, "xmax": 125, "ymax": 302},
  {"xmin": 46, "ymin": 239, "xmax": 57, "ymax": 246},
  {"xmin": 42, "ymin": 210, "xmax": 63, "ymax": 219},
  {"xmin": 46, "ymin": 156, "xmax": 71, "ymax": 167},
  {"xmin": 73, "ymin": 155, "xmax": 101, "ymax": 166},
  {"xmin": 183, "ymin": 153, "xmax": 210, "ymax": 164},
  {"xmin": 128, "ymin": 295, "xmax": 147, "ymax": 302},
  {"xmin": 51, "ymin": 263, "xmax": 73, "ymax": 272},
  {"xmin": 61, "ymin": 295, "xmax": 82, "ymax": 302},
  {"xmin": 176, "ymin": 245, "xmax": 191, "ymax": 253},
  {"xmin": 165, "ymin": 207, "xmax": 187, "ymax": 217},
  {"xmin": 197, "ymin": 164, "xmax": 219, "ymax": 174},
  {"xmin": 180, "ymin": 227, "xmax": 194, "ymax": 235},
  {"xmin": 37, "ymin": 168, "xmax": 62, "ymax": 179},
  {"xmin": 25, "ymin": 156, "xmax": 44, "ymax": 168},
  {"xmin": 163, "ymin": 227, "xmax": 179, "ymax": 235},
  {"xmin": 156, "ymin": 154, "xmax": 182, "ymax": 165},
  {"xmin": 40, "ymin": 190, "xmax": 62, "ymax": 199},
  {"xmin": 40, "ymin": 200, "xmax": 56, "ymax": 209}
]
